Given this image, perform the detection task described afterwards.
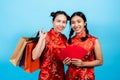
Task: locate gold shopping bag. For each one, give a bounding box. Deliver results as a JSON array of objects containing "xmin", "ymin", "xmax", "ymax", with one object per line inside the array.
[{"xmin": 10, "ymin": 37, "xmax": 38, "ymax": 66}]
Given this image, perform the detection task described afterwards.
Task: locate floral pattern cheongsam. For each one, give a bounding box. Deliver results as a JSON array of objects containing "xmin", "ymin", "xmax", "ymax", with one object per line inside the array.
[
  {"xmin": 39, "ymin": 28, "xmax": 67, "ymax": 80},
  {"xmin": 66, "ymin": 30, "xmax": 97, "ymax": 80}
]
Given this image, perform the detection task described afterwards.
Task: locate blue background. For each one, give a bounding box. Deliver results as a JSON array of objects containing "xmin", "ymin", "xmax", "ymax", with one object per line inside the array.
[{"xmin": 0, "ymin": 0, "xmax": 120, "ymax": 80}]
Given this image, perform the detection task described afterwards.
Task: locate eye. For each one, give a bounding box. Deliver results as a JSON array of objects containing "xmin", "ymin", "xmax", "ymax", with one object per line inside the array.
[
  {"xmin": 77, "ymin": 20, "xmax": 81, "ymax": 23},
  {"xmin": 71, "ymin": 21, "xmax": 75, "ymax": 24},
  {"xmin": 56, "ymin": 20, "xmax": 61, "ymax": 22},
  {"xmin": 63, "ymin": 21, "xmax": 67, "ymax": 24}
]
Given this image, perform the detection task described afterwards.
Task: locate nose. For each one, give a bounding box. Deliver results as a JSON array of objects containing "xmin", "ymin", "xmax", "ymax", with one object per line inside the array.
[
  {"xmin": 74, "ymin": 23, "xmax": 78, "ymax": 28},
  {"xmin": 60, "ymin": 22, "xmax": 66, "ymax": 28}
]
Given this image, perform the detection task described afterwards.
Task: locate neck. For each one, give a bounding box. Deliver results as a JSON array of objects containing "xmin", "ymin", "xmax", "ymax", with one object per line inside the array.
[{"xmin": 53, "ymin": 28, "xmax": 60, "ymax": 35}]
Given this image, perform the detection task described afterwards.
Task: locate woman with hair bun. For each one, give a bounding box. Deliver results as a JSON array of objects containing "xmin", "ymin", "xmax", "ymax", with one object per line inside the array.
[{"xmin": 32, "ymin": 11, "xmax": 70, "ymax": 80}]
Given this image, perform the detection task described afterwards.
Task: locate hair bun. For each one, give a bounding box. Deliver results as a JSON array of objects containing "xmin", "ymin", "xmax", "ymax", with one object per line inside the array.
[{"xmin": 50, "ymin": 12, "xmax": 55, "ymax": 17}]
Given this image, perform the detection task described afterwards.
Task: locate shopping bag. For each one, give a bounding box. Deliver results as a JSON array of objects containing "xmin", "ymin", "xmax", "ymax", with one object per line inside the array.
[
  {"xmin": 19, "ymin": 47, "xmax": 26, "ymax": 68},
  {"xmin": 10, "ymin": 31, "xmax": 39, "ymax": 66},
  {"xmin": 10, "ymin": 37, "xmax": 35, "ymax": 66},
  {"xmin": 24, "ymin": 42, "xmax": 41, "ymax": 73}
]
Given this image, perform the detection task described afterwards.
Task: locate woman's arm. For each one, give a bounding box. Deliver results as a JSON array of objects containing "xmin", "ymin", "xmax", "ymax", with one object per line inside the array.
[
  {"xmin": 32, "ymin": 30, "xmax": 47, "ymax": 60},
  {"xmin": 71, "ymin": 39, "xmax": 103, "ymax": 67}
]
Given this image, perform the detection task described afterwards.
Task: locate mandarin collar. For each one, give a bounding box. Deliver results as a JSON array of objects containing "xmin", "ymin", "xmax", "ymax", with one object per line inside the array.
[
  {"xmin": 75, "ymin": 30, "xmax": 86, "ymax": 39},
  {"xmin": 49, "ymin": 28, "xmax": 61, "ymax": 37}
]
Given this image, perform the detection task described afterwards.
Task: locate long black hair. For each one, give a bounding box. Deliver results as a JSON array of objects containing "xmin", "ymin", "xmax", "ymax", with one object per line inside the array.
[{"xmin": 68, "ymin": 11, "xmax": 89, "ymax": 44}]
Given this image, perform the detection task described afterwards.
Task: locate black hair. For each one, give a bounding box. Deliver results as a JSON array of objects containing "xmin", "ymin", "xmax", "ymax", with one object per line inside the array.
[
  {"xmin": 68, "ymin": 11, "xmax": 89, "ymax": 44},
  {"xmin": 50, "ymin": 11, "xmax": 70, "ymax": 21}
]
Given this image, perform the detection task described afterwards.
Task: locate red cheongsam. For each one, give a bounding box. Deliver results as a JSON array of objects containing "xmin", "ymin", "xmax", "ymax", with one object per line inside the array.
[
  {"xmin": 66, "ymin": 30, "xmax": 97, "ymax": 80},
  {"xmin": 39, "ymin": 28, "xmax": 67, "ymax": 80}
]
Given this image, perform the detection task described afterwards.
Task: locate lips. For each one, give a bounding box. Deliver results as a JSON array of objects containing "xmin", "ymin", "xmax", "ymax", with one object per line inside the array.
[
  {"xmin": 57, "ymin": 26, "xmax": 64, "ymax": 31},
  {"xmin": 74, "ymin": 27, "xmax": 81, "ymax": 31}
]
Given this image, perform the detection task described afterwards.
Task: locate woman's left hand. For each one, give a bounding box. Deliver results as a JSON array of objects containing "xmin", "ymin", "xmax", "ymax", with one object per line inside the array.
[
  {"xmin": 63, "ymin": 57, "xmax": 71, "ymax": 66},
  {"xmin": 71, "ymin": 58, "xmax": 84, "ymax": 67}
]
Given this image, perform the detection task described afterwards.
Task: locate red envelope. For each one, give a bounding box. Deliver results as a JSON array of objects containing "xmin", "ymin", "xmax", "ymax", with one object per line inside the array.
[{"xmin": 58, "ymin": 45, "xmax": 88, "ymax": 61}]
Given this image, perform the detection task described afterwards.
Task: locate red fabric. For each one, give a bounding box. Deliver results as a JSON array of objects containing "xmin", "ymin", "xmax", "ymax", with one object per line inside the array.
[
  {"xmin": 24, "ymin": 42, "xmax": 40, "ymax": 73},
  {"xmin": 58, "ymin": 45, "xmax": 88, "ymax": 61},
  {"xmin": 65, "ymin": 30, "xmax": 97, "ymax": 80},
  {"xmin": 38, "ymin": 29, "xmax": 67, "ymax": 80}
]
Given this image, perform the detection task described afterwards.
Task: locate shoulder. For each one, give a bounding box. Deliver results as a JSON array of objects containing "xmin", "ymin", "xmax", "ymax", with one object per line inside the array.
[
  {"xmin": 88, "ymin": 34, "xmax": 102, "ymax": 48},
  {"xmin": 88, "ymin": 34, "xmax": 98, "ymax": 46},
  {"xmin": 88, "ymin": 34, "xmax": 97, "ymax": 39},
  {"xmin": 61, "ymin": 33, "xmax": 67, "ymax": 40}
]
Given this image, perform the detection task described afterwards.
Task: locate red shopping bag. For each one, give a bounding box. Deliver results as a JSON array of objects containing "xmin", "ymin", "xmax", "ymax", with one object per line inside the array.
[{"xmin": 24, "ymin": 42, "xmax": 41, "ymax": 73}]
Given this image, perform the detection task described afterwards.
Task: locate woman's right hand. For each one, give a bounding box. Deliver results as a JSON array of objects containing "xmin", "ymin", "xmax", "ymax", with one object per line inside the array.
[
  {"xmin": 39, "ymin": 28, "xmax": 47, "ymax": 39},
  {"xmin": 32, "ymin": 28, "xmax": 46, "ymax": 60},
  {"xmin": 63, "ymin": 57, "xmax": 71, "ymax": 65}
]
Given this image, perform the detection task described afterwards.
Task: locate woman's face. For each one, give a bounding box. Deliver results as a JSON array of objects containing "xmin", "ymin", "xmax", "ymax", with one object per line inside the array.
[
  {"xmin": 52, "ymin": 14, "xmax": 67, "ymax": 33},
  {"xmin": 71, "ymin": 15, "xmax": 86, "ymax": 34}
]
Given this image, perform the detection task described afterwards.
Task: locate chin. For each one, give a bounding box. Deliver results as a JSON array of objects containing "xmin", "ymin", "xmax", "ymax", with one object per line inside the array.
[
  {"xmin": 58, "ymin": 30, "xmax": 62, "ymax": 33},
  {"xmin": 59, "ymin": 29, "xmax": 64, "ymax": 32},
  {"xmin": 56, "ymin": 30, "xmax": 62, "ymax": 33},
  {"xmin": 75, "ymin": 31, "xmax": 81, "ymax": 34}
]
